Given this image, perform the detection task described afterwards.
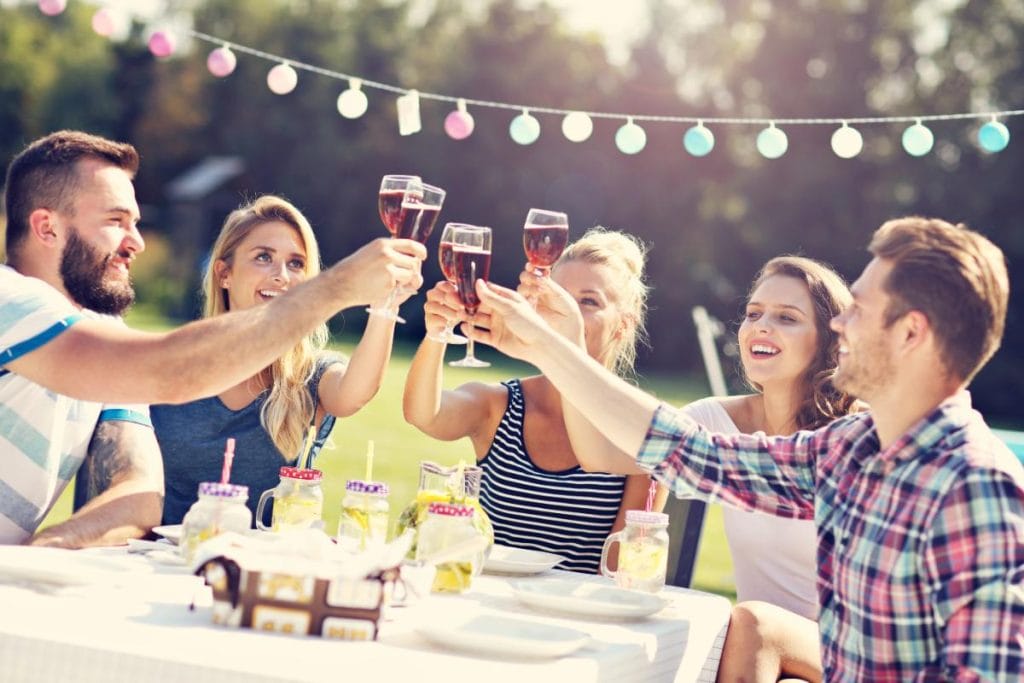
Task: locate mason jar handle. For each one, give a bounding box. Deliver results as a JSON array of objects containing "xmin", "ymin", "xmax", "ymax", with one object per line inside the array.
[
  {"xmin": 599, "ymin": 530, "xmax": 624, "ymax": 580},
  {"xmin": 254, "ymin": 489, "xmax": 275, "ymax": 531}
]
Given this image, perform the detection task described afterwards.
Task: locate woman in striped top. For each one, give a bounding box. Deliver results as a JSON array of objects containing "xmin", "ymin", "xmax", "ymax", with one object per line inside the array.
[{"xmin": 403, "ymin": 228, "xmax": 659, "ymax": 573}]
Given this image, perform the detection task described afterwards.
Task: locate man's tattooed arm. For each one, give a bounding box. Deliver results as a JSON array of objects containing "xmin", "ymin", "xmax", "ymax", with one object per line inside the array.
[{"xmin": 30, "ymin": 421, "xmax": 164, "ymax": 548}]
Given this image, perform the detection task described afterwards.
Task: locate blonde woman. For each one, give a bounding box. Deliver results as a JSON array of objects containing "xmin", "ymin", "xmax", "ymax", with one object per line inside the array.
[
  {"xmin": 403, "ymin": 228, "xmax": 661, "ymax": 573},
  {"xmin": 152, "ymin": 195, "xmax": 404, "ymax": 525}
]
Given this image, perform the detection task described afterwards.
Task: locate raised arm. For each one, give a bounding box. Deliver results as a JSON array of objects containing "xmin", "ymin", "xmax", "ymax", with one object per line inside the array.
[
  {"xmin": 30, "ymin": 419, "xmax": 163, "ymax": 548},
  {"xmin": 402, "ymin": 281, "xmax": 499, "ymax": 451},
  {"xmin": 516, "ymin": 270, "xmax": 648, "ymax": 475},
  {"xmin": 7, "ymin": 238, "xmax": 425, "ymax": 405},
  {"xmin": 317, "ymin": 291, "xmax": 409, "ymax": 418},
  {"xmin": 467, "ymin": 280, "xmax": 660, "ymax": 464}
]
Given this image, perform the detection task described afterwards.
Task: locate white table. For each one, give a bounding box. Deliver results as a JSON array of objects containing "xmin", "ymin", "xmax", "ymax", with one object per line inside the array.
[{"xmin": 0, "ymin": 548, "xmax": 730, "ymax": 683}]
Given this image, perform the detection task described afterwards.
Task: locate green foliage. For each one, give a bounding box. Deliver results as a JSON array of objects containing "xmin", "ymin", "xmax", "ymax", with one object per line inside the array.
[{"xmin": 2, "ymin": 0, "xmax": 1022, "ymax": 423}]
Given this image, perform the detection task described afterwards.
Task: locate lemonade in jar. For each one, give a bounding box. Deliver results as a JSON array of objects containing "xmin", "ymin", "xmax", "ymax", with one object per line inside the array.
[
  {"xmin": 337, "ymin": 480, "xmax": 390, "ymax": 551},
  {"xmin": 180, "ymin": 482, "xmax": 252, "ymax": 562},
  {"xmin": 255, "ymin": 467, "xmax": 324, "ymax": 532},
  {"xmin": 394, "ymin": 461, "xmax": 493, "ymax": 558},
  {"xmin": 600, "ymin": 510, "xmax": 669, "ymax": 593}
]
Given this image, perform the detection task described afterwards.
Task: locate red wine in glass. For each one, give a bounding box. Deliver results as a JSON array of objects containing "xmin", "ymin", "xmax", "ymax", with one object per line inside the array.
[
  {"xmin": 524, "ymin": 224, "xmax": 569, "ymax": 269},
  {"xmin": 396, "ymin": 202, "xmax": 442, "ymax": 243},
  {"xmin": 439, "ymin": 241, "xmax": 456, "ymax": 282},
  {"xmin": 454, "ymin": 247, "xmax": 491, "ymax": 315},
  {"xmin": 378, "ymin": 189, "xmax": 408, "ymax": 235}
]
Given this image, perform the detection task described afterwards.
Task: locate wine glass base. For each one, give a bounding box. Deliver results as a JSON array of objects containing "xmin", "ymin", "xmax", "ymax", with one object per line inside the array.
[
  {"xmin": 366, "ymin": 306, "xmax": 406, "ymax": 324},
  {"xmin": 449, "ymin": 356, "xmax": 490, "ymax": 368}
]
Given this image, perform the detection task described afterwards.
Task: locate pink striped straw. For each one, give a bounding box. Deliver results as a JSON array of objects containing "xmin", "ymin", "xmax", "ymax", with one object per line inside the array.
[
  {"xmin": 645, "ymin": 480, "xmax": 657, "ymax": 512},
  {"xmin": 221, "ymin": 438, "xmax": 236, "ymax": 484}
]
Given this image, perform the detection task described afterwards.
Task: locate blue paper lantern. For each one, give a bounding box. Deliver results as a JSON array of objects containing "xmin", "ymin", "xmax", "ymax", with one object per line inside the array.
[
  {"xmin": 510, "ymin": 111, "xmax": 540, "ymax": 145},
  {"xmin": 902, "ymin": 122, "xmax": 934, "ymax": 156},
  {"xmin": 684, "ymin": 124, "xmax": 715, "ymax": 157},
  {"xmin": 756, "ymin": 124, "xmax": 788, "ymax": 159},
  {"xmin": 978, "ymin": 120, "xmax": 1010, "ymax": 153},
  {"xmin": 615, "ymin": 119, "xmax": 647, "ymax": 155}
]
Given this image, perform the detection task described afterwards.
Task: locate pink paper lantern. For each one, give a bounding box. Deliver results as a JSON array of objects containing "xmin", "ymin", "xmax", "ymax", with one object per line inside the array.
[
  {"xmin": 38, "ymin": 0, "xmax": 66, "ymax": 16},
  {"xmin": 91, "ymin": 8, "xmax": 116, "ymax": 37},
  {"xmin": 444, "ymin": 109, "xmax": 475, "ymax": 140},
  {"xmin": 148, "ymin": 31, "xmax": 176, "ymax": 59},
  {"xmin": 207, "ymin": 47, "xmax": 237, "ymax": 78}
]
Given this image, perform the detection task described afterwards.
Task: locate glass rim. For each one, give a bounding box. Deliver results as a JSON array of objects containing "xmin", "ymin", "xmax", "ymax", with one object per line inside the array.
[
  {"xmin": 526, "ymin": 207, "xmax": 568, "ymax": 219},
  {"xmin": 445, "ymin": 222, "xmax": 490, "ymax": 233}
]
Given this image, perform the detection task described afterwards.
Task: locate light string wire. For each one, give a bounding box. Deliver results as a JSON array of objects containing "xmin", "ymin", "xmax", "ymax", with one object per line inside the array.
[{"xmin": 189, "ymin": 29, "xmax": 1024, "ymax": 126}]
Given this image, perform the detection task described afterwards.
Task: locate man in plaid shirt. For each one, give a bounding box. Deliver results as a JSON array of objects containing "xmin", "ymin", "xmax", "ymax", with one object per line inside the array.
[{"xmin": 466, "ymin": 217, "xmax": 1023, "ymax": 681}]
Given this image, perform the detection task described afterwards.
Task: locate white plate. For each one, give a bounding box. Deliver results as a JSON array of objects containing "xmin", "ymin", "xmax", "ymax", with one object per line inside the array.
[
  {"xmin": 152, "ymin": 524, "xmax": 182, "ymax": 544},
  {"xmin": 414, "ymin": 612, "xmax": 590, "ymax": 659},
  {"xmin": 0, "ymin": 546, "xmax": 138, "ymax": 587},
  {"xmin": 483, "ymin": 545, "xmax": 565, "ymax": 575},
  {"xmin": 513, "ymin": 579, "xmax": 667, "ymax": 620}
]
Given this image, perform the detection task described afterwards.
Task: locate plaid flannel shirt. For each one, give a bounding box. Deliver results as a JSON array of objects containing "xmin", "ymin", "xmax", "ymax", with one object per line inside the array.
[{"xmin": 638, "ymin": 392, "xmax": 1024, "ymax": 682}]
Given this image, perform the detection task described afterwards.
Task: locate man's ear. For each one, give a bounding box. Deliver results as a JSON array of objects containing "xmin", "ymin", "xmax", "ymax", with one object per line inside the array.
[
  {"xmin": 898, "ymin": 309, "xmax": 931, "ymax": 354},
  {"xmin": 28, "ymin": 208, "xmax": 60, "ymax": 247}
]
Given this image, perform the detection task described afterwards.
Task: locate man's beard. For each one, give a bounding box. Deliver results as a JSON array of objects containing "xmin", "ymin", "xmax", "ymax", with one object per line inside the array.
[{"xmin": 59, "ymin": 228, "xmax": 135, "ymax": 315}]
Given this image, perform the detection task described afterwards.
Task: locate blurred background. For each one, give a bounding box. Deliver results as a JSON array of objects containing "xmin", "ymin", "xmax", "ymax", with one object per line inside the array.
[
  {"xmin": 5, "ymin": 0, "xmax": 1023, "ymax": 596},
  {"xmin": 2, "ymin": 0, "xmax": 1021, "ymax": 425}
]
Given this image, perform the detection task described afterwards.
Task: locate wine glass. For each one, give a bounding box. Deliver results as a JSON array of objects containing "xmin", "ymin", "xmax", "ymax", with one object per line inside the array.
[
  {"xmin": 449, "ymin": 225, "xmax": 492, "ymax": 369},
  {"xmin": 523, "ymin": 208, "xmax": 569, "ymax": 276},
  {"xmin": 368, "ymin": 176, "xmax": 446, "ymax": 322},
  {"xmin": 427, "ymin": 223, "xmax": 470, "ymax": 345}
]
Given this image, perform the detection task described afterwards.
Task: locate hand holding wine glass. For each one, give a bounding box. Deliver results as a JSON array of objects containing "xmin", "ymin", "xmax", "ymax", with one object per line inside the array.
[
  {"xmin": 368, "ymin": 175, "xmax": 445, "ymax": 322},
  {"xmin": 523, "ymin": 208, "xmax": 569, "ymax": 277},
  {"xmin": 449, "ymin": 225, "xmax": 492, "ymax": 369},
  {"xmin": 426, "ymin": 223, "xmax": 471, "ymax": 345},
  {"xmin": 517, "ymin": 268, "xmax": 585, "ymax": 343}
]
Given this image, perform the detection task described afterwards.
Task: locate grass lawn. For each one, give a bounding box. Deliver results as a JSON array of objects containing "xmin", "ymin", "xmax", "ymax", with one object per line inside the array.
[{"xmin": 43, "ymin": 305, "xmax": 737, "ymax": 600}]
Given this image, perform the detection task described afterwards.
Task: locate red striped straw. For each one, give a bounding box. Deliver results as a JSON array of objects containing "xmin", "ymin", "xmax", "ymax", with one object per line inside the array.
[
  {"xmin": 221, "ymin": 438, "xmax": 236, "ymax": 484},
  {"xmin": 645, "ymin": 480, "xmax": 657, "ymax": 512}
]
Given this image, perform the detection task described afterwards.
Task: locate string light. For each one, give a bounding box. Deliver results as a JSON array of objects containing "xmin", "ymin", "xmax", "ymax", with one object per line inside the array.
[
  {"xmin": 43, "ymin": 5, "xmax": 1023, "ymax": 158},
  {"xmin": 979, "ymin": 117, "xmax": 1010, "ymax": 153},
  {"xmin": 444, "ymin": 99, "xmax": 475, "ymax": 140},
  {"xmin": 206, "ymin": 46, "xmax": 237, "ymax": 78},
  {"xmin": 267, "ymin": 62, "xmax": 297, "ymax": 95},
  {"xmin": 91, "ymin": 7, "xmax": 116, "ymax": 36},
  {"xmin": 684, "ymin": 122, "xmax": 714, "ymax": 156},
  {"xmin": 757, "ymin": 123, "xmax": 788, "ymax": 159},
  {"xmin": 510, "ymin": 109, "xmax": 540, "ymax": 145},
  {"xmin": 147, "ymin": 30, "xmax": 176, "ymax": 59},
  {"xmin": 562, "ymin": 111, "xmax": 594, "ymax": 142},
  {"xmin": 37, "ymin": 0, "xmax": 66, "ymax": 16},
  {"xmin": 902, "ymin": 119, "xmax": 934, "ymax": 156},
  {"xmin": 615, "ymin": 118, "xmax": 647, "ymax": 154},
  {"xmin": 337, "ymin": 78, "xmax": 369, "ymax": 119},
  {"xmin": 831, "ymin": 122, "xmax": 863, "ymax": 159}
]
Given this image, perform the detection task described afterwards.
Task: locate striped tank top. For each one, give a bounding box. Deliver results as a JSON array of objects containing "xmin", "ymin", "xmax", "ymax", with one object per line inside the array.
[{"xmin": 478, "ymin": 379, "xmax": 627, "ymax": 573}]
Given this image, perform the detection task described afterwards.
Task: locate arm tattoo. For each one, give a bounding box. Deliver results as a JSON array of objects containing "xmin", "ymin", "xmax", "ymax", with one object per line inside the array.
[{"xmin": 74, "ymin": 421, "xmax": 163, "ymax": 509}]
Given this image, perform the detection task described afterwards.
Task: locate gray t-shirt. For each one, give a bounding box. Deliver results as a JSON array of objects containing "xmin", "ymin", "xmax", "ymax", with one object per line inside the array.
[{"xmin": 152, "ymin": 356, "xmax": 340, "ymax": 526}]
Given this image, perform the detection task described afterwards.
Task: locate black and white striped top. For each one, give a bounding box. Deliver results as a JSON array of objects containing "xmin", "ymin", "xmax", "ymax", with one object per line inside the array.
[{"xmin": 479, "ymin": 380, "xmax": 627, "ymax": 573}]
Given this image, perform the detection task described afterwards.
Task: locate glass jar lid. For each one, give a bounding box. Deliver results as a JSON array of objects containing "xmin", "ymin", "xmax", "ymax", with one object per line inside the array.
[
  {"xmin": 625, "ymin": 510, "xmax": 669, "ymax": 526},
  {"xmin": 279, "ymin": 466, "xmax": 323, "ymax": 481},
  {"xmin": 345, "ymin": 479, "xmax": 389, "ymax": 495}
]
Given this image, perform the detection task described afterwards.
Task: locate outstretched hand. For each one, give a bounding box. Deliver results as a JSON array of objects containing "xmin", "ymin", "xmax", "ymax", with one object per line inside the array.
[
  {"xmin": 461, "ymin": 280, "xmax": 556, "ymax": 362},
  {"xmin": 422, "ymin": 281, "xmax": 465, "ymax": 338},
  {"xmin": 517, "ymin": 268, "xmax": 583, "ymax": 342},
  {"xmin": 339, "ymin": 237, "xmax": 426, "ymax": 307}
]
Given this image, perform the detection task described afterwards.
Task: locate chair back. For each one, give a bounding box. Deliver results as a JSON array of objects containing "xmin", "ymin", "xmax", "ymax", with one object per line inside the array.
[{"xmin": 664, "ymin": 495, "xmax": 707, "ymax": 588}]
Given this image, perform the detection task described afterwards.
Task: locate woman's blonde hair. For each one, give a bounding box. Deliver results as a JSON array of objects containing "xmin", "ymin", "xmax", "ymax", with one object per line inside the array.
[
  {"xmin": 744, "ymin": 255, "xmax": 858, "ymax": 430},
  {"xmin": 555, "ymin": 227, "xmax": 650, "ymax": 377},
  {"xmin": 203, "ymin": 195, "xmax": 331, "ymax": 460}
]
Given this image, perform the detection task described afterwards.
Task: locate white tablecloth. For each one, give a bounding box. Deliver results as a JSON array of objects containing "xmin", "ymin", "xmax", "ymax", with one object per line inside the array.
[{"xmin": 0, "ymin": 548, "xmax": 730, "ymax": 683}]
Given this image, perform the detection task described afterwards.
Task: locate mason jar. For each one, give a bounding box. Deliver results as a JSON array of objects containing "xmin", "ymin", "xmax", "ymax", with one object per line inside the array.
[
  {"xmin": 337, "ymin": 479, "xmax": 390, "ymax": 552},
  {"xmin": 600, "ymin": 510, "xmax": 670, "ymax": 593},
  {"xmin": 254, "ymin": 467, "xmax": 324, "ymax": 532},
  {"xmin": 180, "ymin": 482, "xmax": 252, "ymax": 562}
]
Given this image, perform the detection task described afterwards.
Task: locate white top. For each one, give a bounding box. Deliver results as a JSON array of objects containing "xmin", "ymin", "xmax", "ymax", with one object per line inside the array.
[
  {"xmin": 0, "ymin": 265, "xmax": 149, "ymax": 543},
  {"xmin": 681, "ymin": 397, "xmax": 819, "ymax": 620}
]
